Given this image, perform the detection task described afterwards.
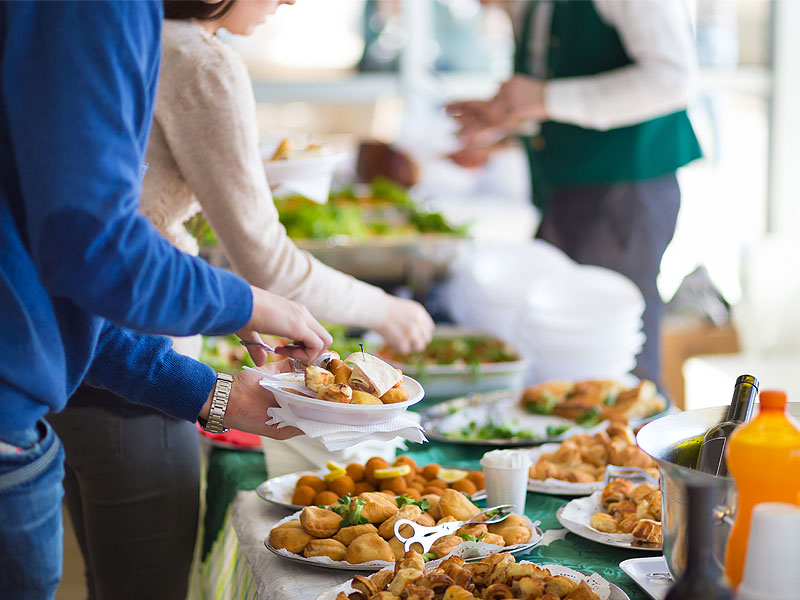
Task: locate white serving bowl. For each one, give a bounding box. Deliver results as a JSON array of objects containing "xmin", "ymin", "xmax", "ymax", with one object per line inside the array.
[{"xmin": 261, "ymin": 374, "xmax": 424, "ymax": 426}]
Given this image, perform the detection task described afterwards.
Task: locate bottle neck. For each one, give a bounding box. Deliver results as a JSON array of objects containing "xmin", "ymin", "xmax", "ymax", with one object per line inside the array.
[{"xmin": 725, "ymin": 376, "xmax": 758, "ymax": 423}]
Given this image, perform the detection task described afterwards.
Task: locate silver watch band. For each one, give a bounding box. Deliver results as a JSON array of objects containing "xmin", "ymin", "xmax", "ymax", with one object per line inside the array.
[{"xmin": 202, "ymin": 373, "xmax": 233, "ymax": 434}]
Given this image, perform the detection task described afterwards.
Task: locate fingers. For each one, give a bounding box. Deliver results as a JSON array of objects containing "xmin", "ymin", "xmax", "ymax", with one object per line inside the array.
[
  {"xmin": 263, "ymin": 424, "xmax": 304, "ymax": 440},
  {"xmin": 249, "ymin": 358, "xmax": 295, "ymax": 376},
  {"xmin": 239, "ymin": 330, "xmax": 269, "ymax": 366}
]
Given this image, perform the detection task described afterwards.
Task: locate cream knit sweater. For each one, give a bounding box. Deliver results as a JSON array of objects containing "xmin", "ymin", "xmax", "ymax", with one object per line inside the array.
[{"xmin": 140, "ymin": 20, "xmax": 389, "ymax": 343}]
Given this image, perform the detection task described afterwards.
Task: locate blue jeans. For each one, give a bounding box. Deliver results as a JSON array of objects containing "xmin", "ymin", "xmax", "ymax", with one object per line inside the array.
[{"xmin": 0, "ymin": 420, "xmax": 65, "ymax": 600}]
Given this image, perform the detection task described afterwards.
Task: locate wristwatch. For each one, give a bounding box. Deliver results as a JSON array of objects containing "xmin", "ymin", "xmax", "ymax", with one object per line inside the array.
[{"xmin": 199, "ymin": 373, "xmax": 233, "ymax": 434}]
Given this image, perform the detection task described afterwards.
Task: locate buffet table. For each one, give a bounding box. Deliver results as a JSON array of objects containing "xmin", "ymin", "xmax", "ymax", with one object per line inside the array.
[{"xmin": 197, "ymin": 444, "xmax": 649, "ymax": 600}]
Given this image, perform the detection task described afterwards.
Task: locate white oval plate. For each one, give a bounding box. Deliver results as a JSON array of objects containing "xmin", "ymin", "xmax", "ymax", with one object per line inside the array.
[
  {"xmin": 266, "ymin": 510, "xmax": 542, "ymax": 572},
  {"xmin": 314, "ymin": 561, "xmax": 629, "ymax": 600},
  {"xmin": 260, "ymin": 374, "xmax": 424, "ymax": 426},
  {"xmin": 556, "ymin": 495, "xmax": 661, "ymax": 552}
]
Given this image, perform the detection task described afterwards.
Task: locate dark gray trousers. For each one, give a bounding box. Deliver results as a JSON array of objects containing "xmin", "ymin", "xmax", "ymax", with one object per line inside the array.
[
  {"xmin": 535, "ymin": 173, "xmax": 681, "ymax": 389},
  {"xmin": 48, "ymin": 405, "xmax": 200, "ymax": 600}
]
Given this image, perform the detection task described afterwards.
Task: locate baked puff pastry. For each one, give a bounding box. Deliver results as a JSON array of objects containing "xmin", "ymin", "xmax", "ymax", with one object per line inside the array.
[
  {"xmin": 441, "ymin": 586, "xmax": 473, "ymax": 600},
  {"xmin": 345, "ymin": 533, "xmax": 395, "ymax": 564},
  {"xmin": 388, "ymin": 568, "xmax": 423, "ymax": 596},
  {"xmin": 304, "ymin": 365, "xmax": 334, "ymax": 393},
  {"xmin": 359, "ymin": 492, "xmax": 399, "ymax": 523},
  {"xmin": 631, "ymin": 519, "xmax": 662, "ymax": 548},
  {"xmin": 439, "ymin": 489, "xmax": 480, "ymax": 521},
  {"xmin": 589, "ymin": 512, "xmax": 619, "ymax": 533},
  {"xmin": 299, "ymin": 506, "xmax": 342, "ymax": 538},
  {"xmin": 317, "ymin": 383, "xmax": 353, "ymax": 403},
  {"xmin": 303, "ymin": 538, "xmax": 347, "ymax": 561}
]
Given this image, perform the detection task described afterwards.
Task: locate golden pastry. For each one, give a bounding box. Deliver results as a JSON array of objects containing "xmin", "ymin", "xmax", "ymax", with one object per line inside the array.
[
  {"xmin": 431, "ymin": 534, "xmax": 463, "ymax": 558},
  {"xmin": 512, "ymin": 576, "xmax": 546, "ymax": 599},
  {"xmin": 488, "ymin": 513, "xmax": 527, "ymax": 535},
  {"xmin": 333, "ymin": 523, "xmax": 378, "ymax": 546},
  {"xmin": 269, "ymin": 138, "xmax": 293, "ymax": 161},
  {"xmin": 388, "ymin": 536, "xmax": 407, "ymax": 560},
  {"xmin": 589, "ymin": 512, "xmax": 619, "ymax": 533},
  {"xmin": 345, "ymin": 533, "xmax": 395, "ymax": 564},
  {"xmin": 389, "ymin": 568, "xmax": 423, "ymax": 596},
  {"xmin": 318, "ymin": 383, "xmax": 352, "ymax": 403},
  {"xmin": 499, "ymin": 526, "xmax": 531, "ymax": 546},
  {"xmin": 632, "ymin": 519, "xmax": 662, "ymax": 547},
  {"xmin": 381, "ymin": 387, "xmax": 409, "ymax": 404},
  {"xmin": 439, "ymin": 489, "xmax": 480, "ymax": 521},
  {"xmin": 617, "ymin": 514, "xmax": 639, "ymax": 534},
  {"xmin": 299, "ymin": 506, "xmax": 342, "ymax": 538},
  {"xmin": 372, "ymin": 593, "xmax": 402, "ymax": 600},
  {"xmin": 544, "ymin": 575, "xmax": 578, "ymax": 596},
  {"xmin": 456, "ymin": 523, "xmax": 487, "ymax": 538},
  {"xmin": 351, "ymin": 575, "xmax": 378, "ymax": 597},
  {"xmin": 607, "ymin": 499, "xmax": 636, "ymax": 518},
  {"xmin": 564, "ymin": 580, "xmax": 599, "ymax": 600},
  {"xmin": 441, "ymin": 586, "xmax": 473, "ymax": 600},
  {"xmin": 359, "ymin": 492, "xmax": 399, "ymax": 523},
  {"xmin": 370, "ymin": 569, "xmax": 396, "ymax": 591},
  {"xmin": 421, "ymin": 494, "xmax": 442, "ymax": 520},
  {"xmin": 303, "ymin": 538, "xmax": 347, "ymax": 561},
  {"xmin": 481, "ymin": 532, "xmax": 506, "ymax": 546},
  {"xmin": 304, "ymin": 365, "xmax": 334, "ymax": 393},
  {"xmin": 398, "ymin": 550, "xmax": 426, "ymax": 573},
  {"xmin": 416, "ymin": 512, "xmax": 436, "ymax": 527},
  {"xmin": 352, "ymin": 390, "xmax": 383, "ymax": 405},
  {"xmin": 269, "ymin": 526, "xmax": 313, "ymax": 554},
  {"xmin": 630, "ymin": 482, "xmax": 657, "ymax": 503},
  {"xmin": 483, "ymin": 583, "xmax": 515, "ymax": 599},
  {"xmin": 329, "ymin": 359, "xmax": 352, "ymax": 385},
  {"xmin": 378, "ymin": 504, "xmax": 421, "ymax": 539},
  {"xmin": 405, "ymin": 584, "xmax": 436, "ymax": 600},
  {"xmin": 601, "ymin": 479, "xmax": 634, "ymax": 507}
]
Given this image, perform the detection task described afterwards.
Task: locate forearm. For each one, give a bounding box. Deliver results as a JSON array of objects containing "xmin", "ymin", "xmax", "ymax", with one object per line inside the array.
[{"xmin": 85, "ymin": 322, "xmax": 216, "ymax": 422}]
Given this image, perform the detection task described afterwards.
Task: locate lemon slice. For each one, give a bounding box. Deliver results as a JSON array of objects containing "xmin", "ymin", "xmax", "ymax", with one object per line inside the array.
[
  {"xmin": 438, "ymin": 468, "xmax": 468, "ymax": 483},
  {"xmin": 326, "ymin": 461, "xmax": 345, "ymax": 472},
  {"xmin": 373, "ymin": 464, "xmax": 411, "ymax": 480},
  {"xmin": 324, "ymin": 468, "xmax": 347, "ymax": 482}
]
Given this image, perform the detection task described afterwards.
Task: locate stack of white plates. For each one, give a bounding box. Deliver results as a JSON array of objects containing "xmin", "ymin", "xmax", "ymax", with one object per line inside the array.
[{"xmin": 519, "ymin": 266, "xmax": 645, "ymax": 382}]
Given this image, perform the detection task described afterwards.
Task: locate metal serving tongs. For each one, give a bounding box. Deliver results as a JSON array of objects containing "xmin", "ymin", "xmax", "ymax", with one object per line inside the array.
[
  {"xmin": 603, "ymin": 465, "xmax": 659, "ymax": 487},
  {"xmin": 393, "ymin": 504, "xmax": 515, "ymax": 553}
]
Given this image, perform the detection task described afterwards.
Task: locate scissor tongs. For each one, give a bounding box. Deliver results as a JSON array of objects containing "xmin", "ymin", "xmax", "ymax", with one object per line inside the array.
[
  {"xmin": 393, "ymin": 504, "xmax": 515, "ymax": 553},
  {"xmin": 603, "ymin": 465, "xmax": 659, "ymax": 487}
]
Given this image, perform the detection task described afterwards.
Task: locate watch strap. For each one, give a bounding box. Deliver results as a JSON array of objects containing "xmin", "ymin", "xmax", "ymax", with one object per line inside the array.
[{"xmin": 201, "ymin": 373, "xmax": 233, "ymax": 434}]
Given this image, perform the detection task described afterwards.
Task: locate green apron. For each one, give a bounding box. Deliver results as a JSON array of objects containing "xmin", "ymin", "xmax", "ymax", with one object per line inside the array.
[{"xmin": 516, "ymin": 0, "xmax": 702, "ymax": 208}]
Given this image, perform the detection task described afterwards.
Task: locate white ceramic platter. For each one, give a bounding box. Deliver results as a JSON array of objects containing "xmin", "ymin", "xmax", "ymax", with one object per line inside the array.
[{"xmin": 619, "ymin": 556, "xmax": 673, "ymax": 600}]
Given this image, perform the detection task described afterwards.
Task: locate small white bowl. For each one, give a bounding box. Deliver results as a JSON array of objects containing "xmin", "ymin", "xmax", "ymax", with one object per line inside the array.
[{"xmin": 260, "ymin": 374, "xmax": 425, "ymax": 426}]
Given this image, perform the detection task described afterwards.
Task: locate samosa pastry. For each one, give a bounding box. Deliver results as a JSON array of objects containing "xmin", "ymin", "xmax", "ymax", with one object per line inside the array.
[
  {"xmin": 269, "ymin": 526, "xmax": 313, "ymax": 554},
  {"xmin": 439, "ymin": 489, "xmax": 480, "ymax": 521},
  {"xmin": 333, "ymin": 523, "xmax": 378, "ymax": 546},
  {"xmin": 345, "ymin": 533, "xmax": 395, "ymax": 564},
  {"xmin": 299, "ymin": 506, "xmax": 342, "ymax": 538},
  {"xmin": 360, "ymin": 492, "xmax": 399, "ymax": 523},
  {"xmin": 303, "ymin": 538, "xmax": 347, "ymax": 561}
]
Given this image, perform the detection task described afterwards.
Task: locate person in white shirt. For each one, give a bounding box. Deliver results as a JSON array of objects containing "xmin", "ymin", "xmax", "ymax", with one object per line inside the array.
[{"xmin": 449, "ymin": 0, "xmax": 702, "ymax": 389}]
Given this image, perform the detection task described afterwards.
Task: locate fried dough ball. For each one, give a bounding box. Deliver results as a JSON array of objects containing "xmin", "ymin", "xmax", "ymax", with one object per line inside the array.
[
  {"xmin": 379, "ymin": 477, "xmax": 407, "ymax": 494},
  {"xmin": 291, "ymin": 485, "xmax": 317, "ymax": 506},
  {"xmin": 304, "ymin": 538, "xmax": 347, "ymax": 561},
  {"xmin": 402, "ymin": 488, "xmax": 422, "ymax": 501},
  {"xmin": 450, "ymin": 479, "xmax": 477, "ymax": 496},
  {"xmin": 345, "ymin": 533, "xmax": 395, "ymax": 564},
  {"xmin": 392, "ymin": 456, "xmax": 418, "ymax": 474},
  {"xmin": 416, "ymin": 512, "xmax": 435, "ymax": 527},
  {"xmin": 422, "ymin": 494, "xmax": 442, "ymax": 520},
  {"xmin": 365, "ymin": 457, "xmax": 390, "ymax": 486},
  {"xmin": 313, "ymin": 491, "xmax": 339, "ymax": 507},
  {"xmin": 346, "ymin": 463, "xmax": 365, "ymax": 483},
  {"xmin": 333, "ymin": 523, "xmax": 378, "ymax": 546},
  {"xmin": 439, "ymin": 489, "xmax": 480, "ymax": 521},
  {"xmin": 328, "ymin": 475, "xmax": 356, "ymax": 498},
  {"xmin": 428, "ymin": 479, "xmax": 448, "ymax": 490},
  {"xmin": 300, "ymin": 506, "xmax": 342, "ymax": 538},
  {"xmin": 422, "ymin": 487, "xmax": 446, "ymax": 497},
  {"xmin": 354, "ymin": 481, "xmax": 375, "ymax": 495},
  {"xmin": 378, "ymin": 505, "xmax": 422, "ymax": 539},
  {"xmin": 352, "ymin": 390, "xmax": 383, "ymax": 405},
  {"xmin": 421, "ymin": 464, "xmax": 441, "ymax": 480},
  {"xmin": 466, "ymin": 471, "xmax": 485, "ymax": 490},
  {"xmin": 296, "ymin": 475, "xmax": 326, "ymax": 493},
  {"xmin": 360, "ymin": 492, "xmax": 399, "ymax": 523},
  {"xmin": 408, "ymin": 482, "xmax": 425, "ymax": 493},
  {"xmin": 329, "ymin": 359, "xmax": 352, "ymax": 385},
  {"xmin": 431, "ymin": 535, "xmax": 463, "ymax": 558},
  {"xmin": 269, "ymin": 526, "xmax": 313, "ymax": 553},
  {"xmin": 381, "ymin": 387, "xmax": 409, "ymax": 404}
]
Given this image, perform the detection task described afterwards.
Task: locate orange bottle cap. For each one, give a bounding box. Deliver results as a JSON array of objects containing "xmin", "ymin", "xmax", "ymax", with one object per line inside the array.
[{"xmin": 760, "ymin": 390, "xmax": 787, "ymax": 410}]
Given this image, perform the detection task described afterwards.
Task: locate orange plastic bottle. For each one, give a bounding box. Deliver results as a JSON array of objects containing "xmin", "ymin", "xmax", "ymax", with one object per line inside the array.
[{"xmin": 724, "ymin": 390, "xmax": 800, "ymax": 588}]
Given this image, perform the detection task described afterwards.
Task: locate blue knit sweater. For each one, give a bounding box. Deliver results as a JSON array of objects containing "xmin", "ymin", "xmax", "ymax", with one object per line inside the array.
[{"xmin": 0, "ymin": 1, "xmax": 253, "ymax": 434}]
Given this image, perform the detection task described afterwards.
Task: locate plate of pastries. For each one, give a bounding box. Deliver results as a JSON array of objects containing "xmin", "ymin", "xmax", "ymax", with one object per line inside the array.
[
  {"xmin": 266, "ymin": 489, "xmax": 541, "ymax": 571},
  {"xmin": 556, "ymin": 479, "xmax": 662, "ymax": 551},
  {"xmin": 256, "ymin": 456, "xmax": 486, "ymax": 511},
  {"xmin": 258, "ymin": 351, "xmax": 424, "ymax": 425},
  {"xmin": 316, "ymin": 550, "xmax": 630, "ymax": 600},
  {"xmin": 527, "ymin": 422, "xmax": 659, "ymax": 496}
]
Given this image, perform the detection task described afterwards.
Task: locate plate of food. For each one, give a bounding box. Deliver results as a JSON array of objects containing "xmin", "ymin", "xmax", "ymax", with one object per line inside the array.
[
  {"xmin": 315, "ymin": 551, "xmax": 630, "ymax": 600},
  {"xmin": 374, "ymin": 327, "xmax": 526, "ymax": 400},
  {"xmin": 256, "ymin": 455, "xmax": 486, "ymax": 511},
  {"xmin": 258, "ymin": 351, "xmax": 424, "ymax": 425},
  {"xmin": 265, "ymin": 489, "xmax": 542, "ymax": 572},
  {"xmin": 263, "ymin": 138, "xmax": 347, "ymax": 189},
  {"xmin": 527, "ymin": 422, "xmax": 660, "ymax": 496},
  {"xmin": 556, "ymin": 480, "xmax": 662, "ymax": 551},
  {"xmin": 421, "ymin": 378, "xmax": 668, "ymax": 446}
]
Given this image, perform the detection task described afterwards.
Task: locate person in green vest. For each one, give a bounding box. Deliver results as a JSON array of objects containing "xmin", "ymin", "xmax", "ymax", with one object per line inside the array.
[{"xmin": 448, "ymin": 0, "xmax": 702, "ymax": 389}]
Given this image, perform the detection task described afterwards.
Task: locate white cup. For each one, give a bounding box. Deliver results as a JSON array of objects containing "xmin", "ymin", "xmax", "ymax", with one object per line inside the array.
[
  {"xmin": 737, "ymin": 502, "xmax": 800, "ymax": 600},
  {"xmin": 479, "ymin": 449, "xmax": 532, "ymax": 515}
]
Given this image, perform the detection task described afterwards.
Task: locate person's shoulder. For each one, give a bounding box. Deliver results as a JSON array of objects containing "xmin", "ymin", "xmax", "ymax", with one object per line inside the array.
[{"xmin": 161, "ymin": 20, "xmax": 248, "ymax": 87}]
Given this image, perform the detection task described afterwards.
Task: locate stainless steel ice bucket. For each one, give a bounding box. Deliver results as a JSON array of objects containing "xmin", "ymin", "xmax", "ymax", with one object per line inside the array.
[{"xmin": 635, "ymin": 403, "xmax": 800, "ymax": 580}]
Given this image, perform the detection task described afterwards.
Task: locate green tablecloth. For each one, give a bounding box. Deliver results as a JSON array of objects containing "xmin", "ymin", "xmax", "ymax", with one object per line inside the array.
[{"xmin": 202, "ymin": 443, "xmax": 648, "ymax": 600}]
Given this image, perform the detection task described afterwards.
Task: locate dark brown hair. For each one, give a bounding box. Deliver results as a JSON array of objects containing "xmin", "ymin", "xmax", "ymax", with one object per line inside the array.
[{"xmin": 163, "ymin": 0, "xmax": 236, "ymax": 21}]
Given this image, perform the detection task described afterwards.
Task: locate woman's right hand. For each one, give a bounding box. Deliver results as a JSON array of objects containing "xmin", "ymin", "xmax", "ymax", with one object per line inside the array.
[
  {"xmin": 375, "ymin": 296, "xmax": 434, "ymax": 355},
  {"xmin": 237, "ymin": 286, "xmax": 332, "ymax": 365}
]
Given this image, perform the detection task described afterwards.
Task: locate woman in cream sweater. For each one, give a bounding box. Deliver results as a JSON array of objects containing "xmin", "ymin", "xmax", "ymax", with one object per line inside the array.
[{"xmin": 50, "ymin": 1, "xmax": 433, "ymax": 598}]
